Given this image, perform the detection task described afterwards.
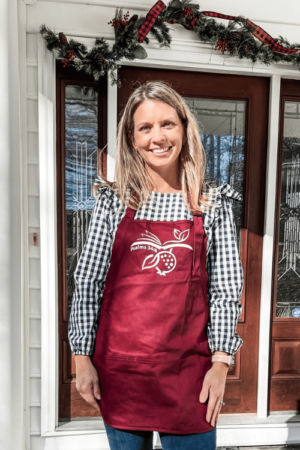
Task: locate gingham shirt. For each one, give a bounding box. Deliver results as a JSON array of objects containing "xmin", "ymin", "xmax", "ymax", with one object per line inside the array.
[{"xmin": 68, "ymin": 182, "xmax": 244, "ymax": 356}]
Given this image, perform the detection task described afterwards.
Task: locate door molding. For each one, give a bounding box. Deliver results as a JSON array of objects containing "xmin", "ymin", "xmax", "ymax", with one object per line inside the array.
[{"xmin": 257, "ymin": 75, "xmax": 281, "ymax": 418}]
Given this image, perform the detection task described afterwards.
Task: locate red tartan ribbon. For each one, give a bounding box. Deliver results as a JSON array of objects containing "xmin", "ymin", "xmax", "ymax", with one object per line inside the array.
[
  {"xmin": 202, "ymin": 11, "xmax": 300, "ymax": 54},
  {"xmin": 190, "ymin": 17, "xmax": 197, "ymax": 28},
  {"xmin": 138, "ymin": 0, "xmax": 166, "ymax": 43},
  {"xmin": 202, "ymin": 11, "xmax": 237, "ymax": 21}
]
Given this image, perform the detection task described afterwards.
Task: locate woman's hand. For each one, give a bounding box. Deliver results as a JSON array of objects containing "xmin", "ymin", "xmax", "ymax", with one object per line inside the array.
[
  {"xmin": 199, "ymin": 360, "xmax": 229, "ymax": 426},
  {"xmin": 74, "ymin": 355, "xmax": 101, "ymax": 414}
]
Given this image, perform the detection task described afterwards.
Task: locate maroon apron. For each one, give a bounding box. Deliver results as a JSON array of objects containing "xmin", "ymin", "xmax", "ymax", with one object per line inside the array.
[{"xmin": 92, "ymin": 194, "xmax": 213, "ymax": 434}]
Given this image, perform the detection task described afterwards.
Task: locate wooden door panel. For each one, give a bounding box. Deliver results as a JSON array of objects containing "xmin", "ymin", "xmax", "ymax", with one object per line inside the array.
[
  {"xmin": 270, "ymin": 79, "xmax": 300, "ymax": 412},
  {"xmin": 272, "ymin": 340, "xmax": 300, "ymax": 376},
  {"xmin": 238, "ymin": 228, "xmax": 248, "ymax": 323},
  {"xmin": 118, "ymin": 66, "xmax": 269, "ymax": 413},
  {"xmin": 273, "ymin": 322, "xmax": 300, "ymax": 338},
  {"xmin": 224, "ymin": 382, "xmax": 242, "ymax": 408},
  {"xmin": 270, "ymin": 381, "xmax": 300, "ymax": 411}
]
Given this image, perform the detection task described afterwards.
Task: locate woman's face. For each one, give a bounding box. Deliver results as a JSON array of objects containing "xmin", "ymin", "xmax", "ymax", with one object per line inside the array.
[{"xmin": 132, "ymin": 100, "xmax": 185, "ymax": 173}]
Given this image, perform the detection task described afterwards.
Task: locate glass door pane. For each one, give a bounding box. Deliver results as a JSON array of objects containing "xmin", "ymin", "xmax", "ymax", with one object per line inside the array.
[
  {"xmin": 65, "ymin": 85, "xmax": 98, "ymax": 317},
  {"xmin": 184, "ymin": 98, "xmax": 245, "ymax": 250},
  {"xmin": 276, "ymin": 101, "xmax": 300, "ymax": 318}
]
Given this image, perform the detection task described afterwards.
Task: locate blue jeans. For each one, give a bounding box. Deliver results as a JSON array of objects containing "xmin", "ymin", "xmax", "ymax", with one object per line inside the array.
[{"xmin": 104, "ymin": 421, "xmax": 216, "ymax": 450}]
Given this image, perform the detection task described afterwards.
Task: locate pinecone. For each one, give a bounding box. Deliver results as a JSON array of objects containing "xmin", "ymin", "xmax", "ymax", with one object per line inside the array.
[
  {"xmin": 181, "ymin": 6, "xmax": 194, "ymax": 18},
  {"xmin": 167, "ymin": 18, "xmax": 178, "ymax": 24},
  {"xmin": 59, "ymin": 32, "xmax": 68, "ymax": 45},
  {"xmin": 128, "ymin": 14, "xmax": 138, "ymax": 25},
  {"xmin": 227, "ymin": 32, "xmax": 242, "ymax": 52},
  {"xmin": 90, "ymin": 49, "xmax": 106, "ymax": 67},
  {"xmin": 170, "ymin": 0, "xmax": 183, "ymax": 9},
  {"xmin": 215, "ymin": 38, "xmax": 228, "ymax": 54},
  {"xmin": 242, "ymin": 40, "xmax": 255, "ymax": 53}
]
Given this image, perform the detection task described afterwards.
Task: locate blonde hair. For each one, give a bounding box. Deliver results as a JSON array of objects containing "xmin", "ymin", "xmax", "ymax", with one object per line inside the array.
[{"xmin": 94, "ymin": 80, "xmax": 213, "ymax": 213}]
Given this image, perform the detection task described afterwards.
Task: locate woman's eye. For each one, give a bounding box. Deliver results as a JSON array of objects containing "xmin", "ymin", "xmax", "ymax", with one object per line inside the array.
[
  {"xmin": 164, "ymin": 121, "xmax": 174, "ymax": 127},
  {"xmin": 140, "ymin": 126, "xmax": 150, "ymax": 131}
]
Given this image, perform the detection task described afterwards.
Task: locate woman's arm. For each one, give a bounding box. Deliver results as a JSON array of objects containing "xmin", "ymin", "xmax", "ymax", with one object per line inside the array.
[
  {"xmin": 200, "ymin": 189, "xmax": 244, "ymax": 425},
  {"xmin": 205, "ymin": 192, "xmax": 244, "ymax": 356},
  {"xmin": 68, "ymin": 187, "xmax": 115, "ymax": 412}
]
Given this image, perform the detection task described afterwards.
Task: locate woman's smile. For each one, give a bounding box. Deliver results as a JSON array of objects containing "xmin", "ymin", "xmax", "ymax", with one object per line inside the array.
[{"xmin": 149, "ymin": 146, "xmax": 172, "ymax": 155}]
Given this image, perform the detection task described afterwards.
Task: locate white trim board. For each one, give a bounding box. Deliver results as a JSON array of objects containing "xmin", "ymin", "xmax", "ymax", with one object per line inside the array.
[
  {"xmin": 257, "ymin": 75, "xmax": 281, "ymax": 419},
  {"xmin": 34, "ymin": 0, "xmax": 300, "ymax": 26},
  {"xmin": 27, "ymin": 1, "xmax": 300, "ymax": 47},
  {"xmin": 38, "ymin": 33, "xmax": 59, "ymax": 435}
]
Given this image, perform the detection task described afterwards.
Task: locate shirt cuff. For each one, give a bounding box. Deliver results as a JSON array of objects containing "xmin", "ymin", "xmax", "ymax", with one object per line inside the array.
[
  {"xmin": 208, "ymin": 335, "xmax": 243, "ymax": 355},
  {"xmin": 71, "ymin": 350, "xmax": 94, "ymax": 356}
]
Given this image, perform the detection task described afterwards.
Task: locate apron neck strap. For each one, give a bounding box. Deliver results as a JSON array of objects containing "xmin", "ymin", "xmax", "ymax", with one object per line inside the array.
[
  {"xmin": 187, "ymin": 193, "xmax": 202, "ymax": 216},
  {"xmin": 125, "ymin": 190, "xmax": 139, "ymax": 219}
]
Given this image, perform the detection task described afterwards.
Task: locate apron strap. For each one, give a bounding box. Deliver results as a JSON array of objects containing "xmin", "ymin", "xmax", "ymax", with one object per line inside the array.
[
  {"xmin": 187, "ymin": 192, "xmax": 202, "ymax": 216},
  {"xmin": 125, "ymin": 190, "xmax": 139, "ymax": 219}
]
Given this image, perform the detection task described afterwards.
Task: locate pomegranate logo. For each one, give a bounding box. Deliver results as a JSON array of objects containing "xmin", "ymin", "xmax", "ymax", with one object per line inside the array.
[{"xmin": 130, "ymin": 228, "xmax": 193, "ymax": 276}]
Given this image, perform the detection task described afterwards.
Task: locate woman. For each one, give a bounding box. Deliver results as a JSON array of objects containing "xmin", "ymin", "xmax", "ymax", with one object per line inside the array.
[{"xmin": 68, "ymin": 81, "xmax": 244, "ymax": 450}]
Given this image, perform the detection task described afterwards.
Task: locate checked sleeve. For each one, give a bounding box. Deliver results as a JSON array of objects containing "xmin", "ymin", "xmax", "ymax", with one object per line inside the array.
[
  {"xmin": 205, "ymin": 187, "xmax": 244, "ymax": 355},
  {"xmin": 68, "ymin": 187, "xmax": 114, "ymax": 355}
]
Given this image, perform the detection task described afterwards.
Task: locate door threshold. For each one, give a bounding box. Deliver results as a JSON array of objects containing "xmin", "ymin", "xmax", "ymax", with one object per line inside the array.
[
  {"xmin": 57, "ymin": 418, "xmax": 105, "ymax": 432},
  {"xmin": 218, "ymin": 412, "xmax": 300, "ymax": 426}
]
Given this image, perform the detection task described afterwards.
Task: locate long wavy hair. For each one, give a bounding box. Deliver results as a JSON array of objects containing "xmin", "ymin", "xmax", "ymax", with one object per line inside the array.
[{"xmin": 94, "ymin": 80, "xmax": 213, "ymax": 213}]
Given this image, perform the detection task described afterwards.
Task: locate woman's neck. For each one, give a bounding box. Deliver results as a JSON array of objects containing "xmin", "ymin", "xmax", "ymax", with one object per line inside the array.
[
  {"xmin": 151, "ymin": 188, "xmax": 182, "ymax": 194},
  {"xmin": 147, "ymin": 169, "xmax": 181, "ymax": 194}
]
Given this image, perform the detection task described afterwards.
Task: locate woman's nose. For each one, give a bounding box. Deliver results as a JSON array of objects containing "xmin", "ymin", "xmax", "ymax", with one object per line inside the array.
[{"xmin": 151, "ymin": 126, "xmax": 166, "ymax": 144}]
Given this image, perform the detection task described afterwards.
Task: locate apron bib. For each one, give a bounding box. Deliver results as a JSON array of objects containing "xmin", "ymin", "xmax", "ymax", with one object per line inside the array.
[{"xmin": 92, "ymin": 193, "xmax": 213, "ymax": 434}]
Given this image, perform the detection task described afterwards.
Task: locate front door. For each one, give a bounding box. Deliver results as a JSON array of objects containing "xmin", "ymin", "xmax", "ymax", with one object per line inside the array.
[
  {"xmin": 270, "ymin": 79, "xmax": 300, "ymax": 412},
  {"xmin": 118, "ymin": 66, "xmax": 270, "ymax": 413}
]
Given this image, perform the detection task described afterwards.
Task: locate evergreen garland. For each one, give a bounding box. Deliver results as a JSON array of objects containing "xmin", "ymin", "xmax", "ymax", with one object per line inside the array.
[{"xmin": 40, "ymin": 0, "xmax": 300, "ymax": 86}]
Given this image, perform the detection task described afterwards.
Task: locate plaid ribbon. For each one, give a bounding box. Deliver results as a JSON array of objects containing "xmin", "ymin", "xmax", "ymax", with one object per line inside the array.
[
  {"xmin": 202, "ymin": 11, "xmax": 300, "ymax": 54},
  {"xmin": 190, "ymin": 17, "xmax": 197, "ymax": 28},
  {"xmin": 138, "ymin": 0, "xmax": 166, "ymax": 43}
]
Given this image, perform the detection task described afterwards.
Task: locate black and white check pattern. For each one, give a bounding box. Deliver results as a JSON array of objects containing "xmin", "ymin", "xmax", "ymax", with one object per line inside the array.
[{"xmin": 68, "ymin": 182, "xmax": 244, "ymax": 356}]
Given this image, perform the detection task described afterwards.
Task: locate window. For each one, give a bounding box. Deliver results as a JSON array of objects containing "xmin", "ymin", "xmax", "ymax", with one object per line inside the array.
[{"xmin": 56, "ymin": 61, "xmax": 107, "ymax": 420}]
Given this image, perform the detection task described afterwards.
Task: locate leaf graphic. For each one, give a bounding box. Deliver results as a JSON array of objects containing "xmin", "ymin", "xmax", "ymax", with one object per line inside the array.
[
  {"xmin": 142, "ymin": 253, "xmax": 160, "ymax": 270},
  {"xmin": 179, "ymin": 228, "xmax": 190, "ymax": 241},
  {"xmin": 174, "ymin": 229, "xmax": 181, "ymax": 240},
  {"xmin": 144, "ymin": 230, "xmax": 162, "ymax": 245}
]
